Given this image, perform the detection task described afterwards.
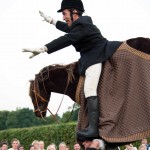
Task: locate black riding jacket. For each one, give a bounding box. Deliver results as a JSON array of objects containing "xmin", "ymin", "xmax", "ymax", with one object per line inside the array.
[{"xmin": 45, "ymin": 16, "xmax": 122, "ymax": 75}]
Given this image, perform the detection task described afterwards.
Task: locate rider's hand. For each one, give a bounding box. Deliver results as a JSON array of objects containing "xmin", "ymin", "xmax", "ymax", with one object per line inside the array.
[
  {"xmin": 22, "ymin": 46, "xmax": 48, "ymax": 59},
  {"xmin": 39, "ymin": 10, "xmax": 53, "ymax": 23},
  {"xmin": 39, "ymin": 10, "xmax": 57, "ymax": 25}
]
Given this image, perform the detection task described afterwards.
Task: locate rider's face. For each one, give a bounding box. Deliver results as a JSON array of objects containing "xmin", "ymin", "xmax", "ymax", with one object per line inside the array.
[{"xmin": 62, "ymin": 9, "xmax": 73, "ymax": 26}]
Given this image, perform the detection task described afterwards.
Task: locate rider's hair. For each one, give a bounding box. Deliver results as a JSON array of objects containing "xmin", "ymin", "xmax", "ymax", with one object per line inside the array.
[
  {"xmin": 69, "ymin": 8, "xmax": 83, "ymax": 16},
  {"xmin": 93, "ymin": 139, "xmax": 105, "ymax": 150}
]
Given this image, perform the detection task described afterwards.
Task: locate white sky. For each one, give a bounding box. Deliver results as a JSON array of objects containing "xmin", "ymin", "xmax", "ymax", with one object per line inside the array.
[{"xmin": 0, "ymin": 0, "xmax": 149, "ymax": 116}]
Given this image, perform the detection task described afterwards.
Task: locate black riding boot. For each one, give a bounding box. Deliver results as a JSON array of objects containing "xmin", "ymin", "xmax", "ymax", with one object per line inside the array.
[{"xmin": 77, "ymin": 96, "xmax": 99, "ymax": 137}]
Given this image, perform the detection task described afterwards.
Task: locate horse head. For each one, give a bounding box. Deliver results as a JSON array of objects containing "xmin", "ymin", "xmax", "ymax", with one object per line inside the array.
[
  {"xmin": 29, "ymin": 62, "xmax": 79, "ymax": 118},
  {"xmin": 29, "ymin": 76, "xmax": 51, "ymax": 118}
]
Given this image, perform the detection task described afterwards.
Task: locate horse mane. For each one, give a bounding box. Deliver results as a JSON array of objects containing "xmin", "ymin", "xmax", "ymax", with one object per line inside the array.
[{"xmin": 36, "ymin": 62, "xmax": 77, "ymax": 83}]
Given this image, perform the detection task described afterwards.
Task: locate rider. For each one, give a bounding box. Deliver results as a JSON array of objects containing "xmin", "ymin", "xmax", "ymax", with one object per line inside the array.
[{"xmin": 22, "ymin": 0, "xmax": 122, "ymax": 138}]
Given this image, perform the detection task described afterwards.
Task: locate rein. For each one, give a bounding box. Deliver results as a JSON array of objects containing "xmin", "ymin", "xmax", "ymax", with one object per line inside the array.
[{"xmin": 33, "ymin": 63, "xmax": 76, "ymax": 123}]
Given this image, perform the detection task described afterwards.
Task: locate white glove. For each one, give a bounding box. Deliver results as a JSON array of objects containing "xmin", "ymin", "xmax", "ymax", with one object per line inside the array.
[
  {"xmin": 39, "ymin": 11, "xmax": 57, "ymax": 25},
  {"xmin": 22, "ymin": 46, "xmax": 48, "ymax": 59}
]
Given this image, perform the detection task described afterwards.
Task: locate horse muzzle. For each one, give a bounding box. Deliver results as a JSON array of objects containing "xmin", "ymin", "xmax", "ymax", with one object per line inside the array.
[{"xmin": 34, "ymin": 108, "xmax": 47, "ymax": 118}]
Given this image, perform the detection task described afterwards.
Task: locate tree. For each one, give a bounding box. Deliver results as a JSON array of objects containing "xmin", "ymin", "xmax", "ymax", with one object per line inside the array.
[
  {"xmin": 15, "ymin": 108, "xmax": 42, "ymax": 127},
  {"xmin": 0, "ymin": 104, "xmax": 77, "ymax": 131},
  {"xmin": 5, "ymin": 110, "xmax": 19, "ymax": 128},
  {"xmin": 61, "ymin": 103, "xmax": 79, "ymax": 122},
  {"xmin": 45, "ymin": 114, "xmax": 61, "ymax": 124},
  {"xmin": 5, "ymin": 108, "xmax": 46, "ymax": 129},
  {"xmin": 0, "ymin": 111, "xmax": 9, "ymax": 130}
]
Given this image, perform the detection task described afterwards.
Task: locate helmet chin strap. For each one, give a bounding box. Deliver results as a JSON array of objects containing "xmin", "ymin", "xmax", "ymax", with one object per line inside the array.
[
  {"xmin": 69, "ymin": 9, "xmax": 74, "ymax": 22},
  {"xmin": 69, "ymin": 9, "xmax": 82, "ymax": 23}
]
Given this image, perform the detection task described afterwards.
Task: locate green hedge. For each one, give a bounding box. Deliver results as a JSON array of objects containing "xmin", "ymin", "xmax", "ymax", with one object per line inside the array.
[
  {"xmin": 0, "ymin": 122, "xmax": 77, "ymax": 150},
  {"xmin": 0, "ymin": 122, "xmax": 146, "ymax": 150}
]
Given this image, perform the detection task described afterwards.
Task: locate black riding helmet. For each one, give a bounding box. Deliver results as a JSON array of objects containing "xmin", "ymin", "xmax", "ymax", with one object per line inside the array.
[{"xmin": 57, "ymin": 0, "xmax": 85, "ymax": 13}]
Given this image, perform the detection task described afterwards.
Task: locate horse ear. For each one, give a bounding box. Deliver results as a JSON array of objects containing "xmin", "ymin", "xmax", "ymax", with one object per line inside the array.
[{"xmin": 29, "ymin": 79, "xmax": 34, "ymax": 82}]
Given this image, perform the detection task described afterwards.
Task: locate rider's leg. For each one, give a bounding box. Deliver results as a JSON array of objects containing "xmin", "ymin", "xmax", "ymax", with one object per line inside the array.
[{"xmin": 78, "ymin": 63, "xmax": 102, "ymax": 137}]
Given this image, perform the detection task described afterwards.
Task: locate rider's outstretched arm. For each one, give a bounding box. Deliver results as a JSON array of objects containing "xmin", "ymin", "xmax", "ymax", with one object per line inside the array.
[{"xmin": 39, "ymin": 11, "xmax": 70, "ymax": 33}]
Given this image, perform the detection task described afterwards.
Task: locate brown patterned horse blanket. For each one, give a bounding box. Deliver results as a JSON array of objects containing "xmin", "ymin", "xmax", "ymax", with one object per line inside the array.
[{"xmin": 76, "ymin": 41, "xmax": 150, "ymax": 143}]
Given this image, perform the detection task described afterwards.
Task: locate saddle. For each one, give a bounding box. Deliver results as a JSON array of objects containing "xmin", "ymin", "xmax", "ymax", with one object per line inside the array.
[{"xmin": 75, "ymin": 41, "xmax": 150, "ymax": 143}]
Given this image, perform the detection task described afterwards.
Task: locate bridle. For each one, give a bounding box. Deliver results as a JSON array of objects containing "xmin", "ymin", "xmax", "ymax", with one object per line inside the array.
[
  {"xmin": 32, "ymin": 63, "xmax": 76, "ymax": 123},
  {"xmin": 32, "ymin": 78, "xmax": 64, "ymax": 123}
]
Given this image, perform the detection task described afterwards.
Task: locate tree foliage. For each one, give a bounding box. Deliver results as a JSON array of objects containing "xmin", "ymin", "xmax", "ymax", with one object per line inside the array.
[
  {"xmin": 61, "ymin": 103, "xmax": 79, "ymax": 122},
  {"xmin": 0, "ymin": 111, "xmax": 9, "ymax": 130},
  {"xmin": 0, "ymin": 103, "xmax": 79, "ymax": 130}
]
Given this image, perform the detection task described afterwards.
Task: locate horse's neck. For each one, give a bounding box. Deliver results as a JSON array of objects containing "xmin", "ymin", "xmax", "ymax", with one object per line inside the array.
[{"xmin": 48, "ymin": 63, "xmax": 79, "ymax": 101}]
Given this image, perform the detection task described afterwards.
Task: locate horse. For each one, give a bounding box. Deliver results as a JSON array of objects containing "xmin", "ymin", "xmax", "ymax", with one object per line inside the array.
[{"xmin": 29, "ymin": 37, "xmax": 150, "ymax": 147}]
